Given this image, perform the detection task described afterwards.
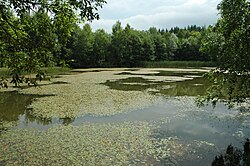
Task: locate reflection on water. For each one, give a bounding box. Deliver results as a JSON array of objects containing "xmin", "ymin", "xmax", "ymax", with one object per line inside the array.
[
  {"xmin": 0, "ymin": 70, "xmax": 249, "ymax": 165},
  {"xmin": 116, "ymin": 70, "xmax": 206, "ymax": 77},
  {"xmin": 212, "ymin": 139, "xmax": 250, "ymax": 166},
  {"xmin": 0, "ymin": 92, "xmax": 75, "ymax": 131},
  {"xmin": 0, "ymin": 92, "xmax": 35, "ymax": 123},
  {"xmin": 159, "ymin": 77, "xmax": 211, "ymax": 96},
  {"xmin": 0, "ymin": 92, "xmax": 52, "ymax": 130},
  {"xmin": 104, "ymin": 71, "xmax": 211, "ymax": 96}
]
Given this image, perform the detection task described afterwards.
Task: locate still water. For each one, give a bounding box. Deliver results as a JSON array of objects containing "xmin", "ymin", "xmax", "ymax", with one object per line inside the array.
[{"xmin": 0, "ymin": 69, "xmax": 249, "ymax": 165}]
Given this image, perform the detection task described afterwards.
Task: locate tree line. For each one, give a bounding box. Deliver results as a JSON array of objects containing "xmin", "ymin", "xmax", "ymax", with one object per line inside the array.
[
  {"xmin": 51, "ymin": 22, "xmax": 220, "ymax": 68},
  {"xmin": 0, "ymin": 8, "xmax": 218, "ymax": 70},
  {"xmin": 67, "ymin": 23, "xmax": 217, "ymax": 68}
]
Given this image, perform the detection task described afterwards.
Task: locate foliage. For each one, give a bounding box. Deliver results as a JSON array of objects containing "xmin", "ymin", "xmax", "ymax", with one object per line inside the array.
[
  {"xmin": 1, "ymin": 2, "xmax": 217, "ymax": 76},
  {"xmin": 65, "ymin": 22, "xmax": 212, "ymax": 68},
  {"xmin": 0, "ymin": 67, "xmax": 71, "ymax": 88},
  {"xmin": 92, "ymin": 29, "xmax": 111, "ymax": 67},
  {"xmin": 198, "ymin": 0, "xmax": 250, "ymax": 106},
  {"xmin": 200, "ymin": 26, "xmax": 224, "ymax": 61},
  {"xmin": 0, "ymin": 77, "xmax": 8, "ymax": 88},
  {"xmin": 0, "ymin": 0, "xmax": 106, "ymax": 21},
  {"xmin": 212, "ymin": 139, "xmax": 250, "ymax": 166},
  {"xmin": 0, "ymin": 0, "xmax": 106, "ymax": 86},
  {"xmin": 69, "ymin": 24, "xmax": 95, "ymax": 68}
]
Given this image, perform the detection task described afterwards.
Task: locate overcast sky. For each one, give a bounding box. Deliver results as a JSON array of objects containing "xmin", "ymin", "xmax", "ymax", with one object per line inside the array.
[{"xmin": 88, "ymin": 0, "xmax": 221, "ymax": 32}]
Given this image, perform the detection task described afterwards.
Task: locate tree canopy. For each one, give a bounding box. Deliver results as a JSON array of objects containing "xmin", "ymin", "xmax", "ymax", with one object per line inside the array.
[
  {"xmin": 198, "ymin": 0, "xmax": 250, "ymax": 107},
  {"xmin": 64, "ymin": 22, "xmax": 211, "ymax": 68},
  {"xmin": 0, "ymin": 0, "xmax": 106, "ymax": 86}
]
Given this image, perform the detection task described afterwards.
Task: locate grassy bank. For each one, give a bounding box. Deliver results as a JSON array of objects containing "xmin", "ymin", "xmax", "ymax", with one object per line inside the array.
[
  {"xmin": 142, "ymin": 61, "xmax": 217, "ymax": 68},
  {"xmin": 0, "ymin": 67, "xmax": 71, "ymax": 78}
]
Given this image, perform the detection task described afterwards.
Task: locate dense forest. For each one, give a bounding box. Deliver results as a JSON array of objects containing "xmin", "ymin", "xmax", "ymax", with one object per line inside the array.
[
  {"xmin": 67, "ymin": 23, "xmax": 217, "ymax": 68},
  {"xmin": 0, "ymin": 9, "xmax": 217, "ymax": 69},
  {"xmin": 0, "ymin": 0, "xmax": 218, "ymax": 69},
  {"xmin": 0, "ymin": 14, "xmax": 217, "ymax": 69}
]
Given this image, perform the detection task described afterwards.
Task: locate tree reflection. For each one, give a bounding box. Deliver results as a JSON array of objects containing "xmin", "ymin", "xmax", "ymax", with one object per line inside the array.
[
  {"xmin": 24, "ymin": 109, "xmax": 52, "ymax": 125},
  {"xmin": 212, "ymin": 139, "xmax": 250, "ymax": 166},
  {"xmin": 0, "ymin": 92, "xmax": 53, "ymax": 131}
]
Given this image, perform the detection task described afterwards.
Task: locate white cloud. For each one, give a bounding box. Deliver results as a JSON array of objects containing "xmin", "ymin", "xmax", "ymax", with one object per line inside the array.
[{"xmin": 89, "ymin": 0, "xmax": 221, "ymax": 32}]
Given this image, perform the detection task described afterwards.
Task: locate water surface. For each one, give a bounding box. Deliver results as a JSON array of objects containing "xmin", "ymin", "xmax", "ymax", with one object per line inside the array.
[{"xmin": 0, "ymin": 69, "xmax": 249, "ymax": 165}]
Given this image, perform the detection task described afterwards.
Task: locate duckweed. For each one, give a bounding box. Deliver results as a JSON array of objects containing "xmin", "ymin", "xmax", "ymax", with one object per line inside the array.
[
  {"xmin": 0, "ymin": 122, "xmax": 156, "ymax": 165},
  {"xmin": 20, "ymin": 70, "xmax": 160, "ymax": 118},
  {"xmin": 1, "ymin": 68, "xmax": 236, "ymax": 165},
  {"xmin": 0, "ymin": 122, "xmax": 216, "ymax": 165}
]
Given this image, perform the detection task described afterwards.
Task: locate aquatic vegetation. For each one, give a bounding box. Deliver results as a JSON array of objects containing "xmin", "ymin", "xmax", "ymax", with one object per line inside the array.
[
  {"xmin": 2, "ymin": 68, "xmax": 246, "ymax": 165},
  {"xmin": 20, "ymin": 69, "xmax": 159, "ymax": 118},
  {"xmin": 104, "ymin": 75, "xmax": 211, "ymax": 97},
  {"xmin": 0, "ymin": 121, "xmax": 17, "ymax": 132},
  {"xmin": 0, "ymin": 122, "xmax": 156, "ymax": 165},
  {"xmin": 0, "ymin": 121, "xmax": 217, "ymax": 165},
  {"xmin": 15, "ymin": 68, "xmax": 210, "ymax": 118}
]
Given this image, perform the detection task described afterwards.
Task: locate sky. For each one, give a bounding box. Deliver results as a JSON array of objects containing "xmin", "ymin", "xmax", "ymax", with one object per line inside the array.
[{"xmin": 88, "ymin": 0, "xmax": 221, "ymax": 32}]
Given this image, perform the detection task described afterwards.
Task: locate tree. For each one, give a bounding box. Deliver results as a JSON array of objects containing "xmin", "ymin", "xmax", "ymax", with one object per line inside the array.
[
  {"xmin": 216, "ymin": 0, "xmax": 249, "ymax": 72},
  {"xmin": 1, "ymin": 10, "xmax": 56, "ymax": 86},
  {"xmin": 23, "ymin": 10, "xmax": 56, "ymax": 67},
  {"xmin": 165, "ymin": 33, "xmax": 178, "ymax": 60},
  {"xmin": 92, "ymin": 29, "xmax": 111, "ymax": 67},
  {"xmin": 109, "ymin": 21, "xmax": 125, "ymax": 66},
  {"xmin": 139, "ymin": 31, "xmax": 155, "ymax": 62},
  {"xmin": 197, "ymin": 0, "xmax": 250, "ymax": 107},
  {"xmin": 149, "ymin": 27, "xmax": 169, "ymax": 61},
  {"xmin": 69, "ymin": 24, "xmax": 94, "ymax": 68},
  {"xmin": 0, "ymin": 0, "xmax": 106, "ymax": 86},
  {"xmin": 122, "ymin": 24, "xmax": 144, "ymax": 67},
  {"xmin": 200, "ymin": 26, "xmax": 222, "ymax": 61},
  {"xmin": 51, "ymin": 1, "xmax": 78, "ymax": 66}
]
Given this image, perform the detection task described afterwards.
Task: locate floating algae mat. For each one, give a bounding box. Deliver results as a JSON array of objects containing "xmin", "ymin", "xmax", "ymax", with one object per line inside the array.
[
  {"xmin": 1, "ymin": 68, "xmax": 250, "ymax": 165},
  {"xmin": 0, "ymin": 122, "xmax": 157, "ymax": 165},
  {"xmin": 0, "ymin": 120, "xmax": 215, "ymax": 165},
  {"xmin": 18, "ymin": 70, "xmax": 159, "ymax": 119}
]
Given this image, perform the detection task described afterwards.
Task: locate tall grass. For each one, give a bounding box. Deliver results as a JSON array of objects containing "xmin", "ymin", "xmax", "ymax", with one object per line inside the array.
[{"xmin": 142, "ymin": 61, "xmax": 217, "ymax": 68}]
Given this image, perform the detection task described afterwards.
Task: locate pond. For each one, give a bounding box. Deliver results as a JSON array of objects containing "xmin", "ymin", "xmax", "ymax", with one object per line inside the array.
[{"xmin": 0, "ymin": 68, "xmax": 249, "ymax": 165}]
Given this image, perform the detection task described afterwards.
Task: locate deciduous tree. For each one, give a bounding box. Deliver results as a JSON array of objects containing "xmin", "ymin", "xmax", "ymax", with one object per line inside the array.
[{"xmin": 198, "ymin": 0, "xmax": 250, "ymax": 107}]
